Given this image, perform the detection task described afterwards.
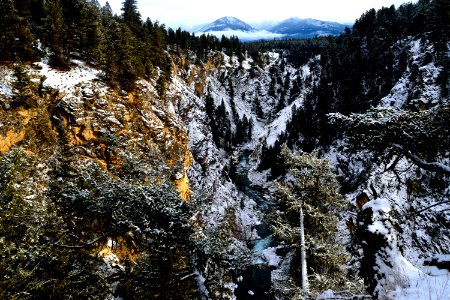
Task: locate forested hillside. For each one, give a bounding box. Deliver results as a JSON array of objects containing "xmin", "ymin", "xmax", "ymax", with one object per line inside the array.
[
  {"xmin": 0, "ymin": 0, "xmax": 244, "ymax": 92},
  {"xmin": 0, "ymin": 0, "xmax": 449, "ymax": 299}
]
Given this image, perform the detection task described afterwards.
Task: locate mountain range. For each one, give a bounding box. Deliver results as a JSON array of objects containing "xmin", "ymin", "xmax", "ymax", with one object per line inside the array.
[{"xmin": 193, "ymin": 16, "xmax": 348, "ymax": 40}]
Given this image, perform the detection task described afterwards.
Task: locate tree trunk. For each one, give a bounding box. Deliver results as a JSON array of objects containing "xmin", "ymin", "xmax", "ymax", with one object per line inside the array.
[{"xmin": 300, "ymin": 204, "xmax": 309, "ymax": 296}]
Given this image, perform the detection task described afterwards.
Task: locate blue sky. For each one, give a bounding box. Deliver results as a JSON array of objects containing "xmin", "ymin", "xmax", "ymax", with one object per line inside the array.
[{"xmin": 99, "ymin": 0, "xmax": 417, "ymax": 29}]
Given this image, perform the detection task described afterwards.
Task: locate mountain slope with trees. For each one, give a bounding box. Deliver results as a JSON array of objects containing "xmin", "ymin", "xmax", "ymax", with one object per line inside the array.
[{"xmin": 0, "ymin": 0, "xmax": 449, "ymax": 299}]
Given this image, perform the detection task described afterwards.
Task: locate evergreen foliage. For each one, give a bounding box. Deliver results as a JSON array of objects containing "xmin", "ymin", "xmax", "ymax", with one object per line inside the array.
[
  {"xmin": 11, "ymin": 62, "xmax": 35, "ymax": 108},
  {"xmin": 1, "ymin": 0, "xmax": 449, "ymax": 297},
  {"xmin": 44, "ymin": 0, "xmax": 67, "ymax": 67},
  {"xmin": 0, "ymin": 152, "xmax": 197, "ymax": 298},
  {"xmin": 328, "ymin": 107, "xmax": 450, "ymax": 175},
  {"xmin": 272, "ymin": 146, "xmax": 349, "ymax": 297},
  {"xmin": 193, "ymin": 206, "xmax": 252, "ymax": 298},
  {"xmin": 0, "ymin": 0, "xmax": 243, "ymax": 91},
  {"xmin": 0, "ymin": 0, "xmax": 38, "ymax": 61}
]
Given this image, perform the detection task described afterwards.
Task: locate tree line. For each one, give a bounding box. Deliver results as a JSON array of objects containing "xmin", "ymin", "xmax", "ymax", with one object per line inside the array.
[{"xmin": 0, "ymin": 0, "xmax": 244, "ymax": 92}]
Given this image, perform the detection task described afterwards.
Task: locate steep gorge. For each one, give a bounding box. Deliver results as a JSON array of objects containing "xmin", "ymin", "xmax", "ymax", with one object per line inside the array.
[{"xmin": 1, "ymin": 17, "xmax": 449, "ymax": 299}]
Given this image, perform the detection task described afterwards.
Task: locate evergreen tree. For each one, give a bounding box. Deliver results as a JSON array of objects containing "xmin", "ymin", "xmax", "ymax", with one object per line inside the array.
[
  {"xmin": 100, "ymin": 3, "xmax": 121, "ymax": 86},
  {"xmin": 273, "ymin": 146, "xmax": 347, "ymax": 297},
  {"xmin": 60, "ymin": 0, "xmax": 87, "ymax": 58},
  {"xmin": 44, "ymin": 0, "xmax": 67, "ymax": 67},
  {"xmin": 11, "ymin": 62, "xmax": 34, "ymax": 108},
  {"xmin": 117, "ymin": 23, "xmax": 139, "ymax": 91},
  {"xmin": 289, "ymin": 75, "xmax": 301, "ymax": 103},
  {"xmin": 208, "ymin": 99, "xmax": 232, "ymax": 151},
  {"xmin": 247, "ymin": 117, "xmax": 253, "ymax": 141},
  {"xmin": 121, "ymin": 0, "xmax": 142, "ymax": 36},
  {"xmin": 82, "ymin": 0, "xmax": 103, "ymax": 64},
  {"xmin": 328, "ymin": 107, "xmax": 450, "ymax": 175},
  {"xmin": 0, "ymin": 0, "xmax": 36, "ymax": 61},
  {"xmin": 428, "ymin": 0, "xmax": 450, "ymax": 56},
  {"xmin": 0, "ymin": 0, "xmax": 19, "ymax": 61},
  {"xmin": 13, "ymin": 0, "xmax": 37, "ymax": 60},
  {"xmin": 252, "ymin": 91, "xmax": 264, "ymax": 120},
  {"xmin": 28, "ymin": 0, "xmax": 46, "ymax": 36}
]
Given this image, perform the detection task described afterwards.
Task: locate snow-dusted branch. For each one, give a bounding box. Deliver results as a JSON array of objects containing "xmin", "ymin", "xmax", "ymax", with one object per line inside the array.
[
  {"xmin": 403, "ymin": 199, "xmax": 450, "ymax": 220},
  {"xmin": 393, "ymin": 144, "xmax": 450, "ymax": 175}
]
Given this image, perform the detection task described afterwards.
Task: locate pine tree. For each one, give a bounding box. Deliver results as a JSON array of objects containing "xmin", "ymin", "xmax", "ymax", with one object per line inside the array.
[
  {"xmin": 13, "ymin": 0, "xmax": 37, "ymax": 60},
  {"xmin": 121, "ymin": 0, "xmax": 142, "ymax": 36},
  {"xmin": 57, "ymin": 0, "xmax": 84, "ymax": 59},
  {"xmin": 428, "ymin": 0, "xmax": 450, "ymax": 56},
  {"xmin": 100, "ymin": 2, "xmax": 120, "ymax": 85},
  {"xmin": 0, "ymin": 0, "xmax": 36, "ymax": 61},
  {"xmin": 0, "ymin": 0, "xmax": 19, "ymax": 61},
  {"xmin": 328, "ymin": 107, "xmax": 450, "ymax": 175},
  {"xmin": 44, "ymin": 0, "xmax": 67, "ymax": 67},
  {"xmin": 11, "ymin": 62, "xmax": 34, "ymax": 108},
  {"xmin": 117, "ymin": 23, "xmax": 139, "ymax": 91},
  {"xmin": 83, "ymin": 0, "xmax": 103, "ymax": 64},
  {"xmin": 273, "ymin": 145, "xmax": 347, "ymax": 297}
]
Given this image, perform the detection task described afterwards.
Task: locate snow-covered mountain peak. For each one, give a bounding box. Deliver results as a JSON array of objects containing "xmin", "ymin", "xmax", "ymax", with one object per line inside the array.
[
  {"xmin": 193, "ymin": 16, "xmax": 347, "ymax": 40},
  {"xmin": 197, "ymin": 16, "xmax": 255, "ymax": 33},
  {"xmin": 270, "ymin": 17, "xmax": 347, "ymax": 38}
]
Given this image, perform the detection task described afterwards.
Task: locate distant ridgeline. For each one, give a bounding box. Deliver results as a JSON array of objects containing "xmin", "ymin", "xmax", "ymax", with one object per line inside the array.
[{"xmin": 193, "ymin": 16, "xmax": 348, "ymax": 40}]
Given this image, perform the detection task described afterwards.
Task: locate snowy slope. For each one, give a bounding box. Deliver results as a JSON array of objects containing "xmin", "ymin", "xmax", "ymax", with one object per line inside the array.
[
  {"xmin": 329, "ymin": 38, "xmax": 450, "ymax": 299},
  {"xmin": 381, "ymin": 39, "xmax": 446, "ymax": 109},
  {"xmin": 7, "ymin": 39, "xmax": 445, "ymax": 299}
]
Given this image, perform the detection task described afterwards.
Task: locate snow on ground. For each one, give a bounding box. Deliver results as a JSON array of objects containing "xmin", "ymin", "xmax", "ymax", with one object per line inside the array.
[
  {"xmin": 0, "ymin": 81, "xmax": 13, "ymax": 98},
  {"xmin": 254, "ymin": 57, "xmax": 315, "ymax": 147},
  {"xmin": 394, "ymin": 266, "xmax": 450, "ymax": 300},
  {"xmin": 170, "ymin": 69, "xmax": 262, "ymax": 236},
  {"xmin": 331, "ymin": 131, "xmax": 450, "ymax": 299},
  {"xmin": 301, "ymin": 63, "xmax": 311, "ymax": 77},
  {"xmin": 381, "ymin": 74, "xmax": 411, "ymax": 108},
  {"xmin": 0, "ymin": 67, "xmax": 13, "ymax": 97},
  {"xmin": 266, "ymin": 51, "xmax": 280, "ymax": 62},
  {"xmin": 247, "ymin": 167, "xmax": 271, "ymax": 187},
  {"xmin": 36, "ymin": 59, "xmax": 108, "ymax": 97},
  {"xmin": 381, "ymin": 38, "xmax": 443, "ymax": 108},
  {"xmin": 262, "ymin": 246, "xmax": 282, "ymax": 267},
  {"xmin": 0, "ymin": 59, "xmax": 108, "ymax": 101},
  {"xmin": 262, "ymin": 97, "xmax": 303, "ymax": 146}
]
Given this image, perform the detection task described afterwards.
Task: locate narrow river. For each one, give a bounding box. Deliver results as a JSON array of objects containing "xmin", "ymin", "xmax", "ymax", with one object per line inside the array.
[{"xmin": 233, "ymin": 151, "xmax": 277, "ymax": 300}]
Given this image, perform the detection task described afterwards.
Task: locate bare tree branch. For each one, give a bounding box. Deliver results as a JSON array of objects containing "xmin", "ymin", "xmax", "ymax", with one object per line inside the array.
[{"xmin": 53, "ymin": 234, "xmax": 107, "ymax": 249}]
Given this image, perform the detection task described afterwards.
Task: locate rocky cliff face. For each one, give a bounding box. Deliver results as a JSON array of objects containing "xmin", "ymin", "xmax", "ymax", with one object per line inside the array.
[
  {"xmin": 0, "ymin": 50, "xmax": 285, "ymax": 298},
  {"xmin": 0, "ymin": 60, "xmax": 198, "ymax": 298}
]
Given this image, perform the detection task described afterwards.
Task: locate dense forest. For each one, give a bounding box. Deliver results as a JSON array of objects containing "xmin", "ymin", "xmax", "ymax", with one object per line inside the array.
[
  {"xmin": 257, "ymin": 0, "xmax": 450, "ymax": 174},
  {"xmin": 0, "ymin": 0, "xmax": 244, "ymax": 93}
]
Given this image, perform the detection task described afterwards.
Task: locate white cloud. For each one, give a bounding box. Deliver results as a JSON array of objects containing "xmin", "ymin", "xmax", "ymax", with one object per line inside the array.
[{"xmin": 196, "ymin": 30, "xmax": 285, "ymax": 41}]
